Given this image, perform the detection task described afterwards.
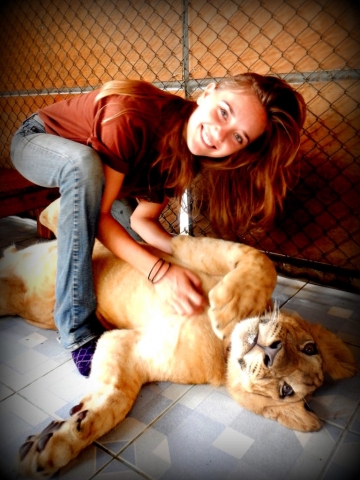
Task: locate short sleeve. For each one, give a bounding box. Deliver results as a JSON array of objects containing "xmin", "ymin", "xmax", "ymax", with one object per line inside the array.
[{"xmin": 87, "ymin": 97, "xmax": 148, "ymax": 174}]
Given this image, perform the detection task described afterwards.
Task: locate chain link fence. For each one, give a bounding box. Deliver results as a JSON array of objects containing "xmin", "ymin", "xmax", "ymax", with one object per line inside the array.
[{"xmin": 0, "ymin": 0, "xmax": 359, "ymax": 291}]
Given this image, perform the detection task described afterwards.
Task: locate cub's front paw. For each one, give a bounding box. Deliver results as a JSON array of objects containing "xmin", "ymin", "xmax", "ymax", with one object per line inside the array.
[
  {"xmin": 208, "ymin": 275, "xmax": 270, "ymax": 342},
  {"xmin": 208, "ymin": 279, "xmax": 242, "ymax": 341}
]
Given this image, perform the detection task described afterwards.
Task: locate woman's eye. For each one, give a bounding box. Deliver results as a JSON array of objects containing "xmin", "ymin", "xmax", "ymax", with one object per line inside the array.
[
  {"xmin": 281, "ymin": 383, "xmax": 294, "ymax": 397},
  {"xmin": 234, "ymin": 133, "xmax": 243, "ymax": 144},
  {"xmin": 220, "ymin": 108, "xmax": 227, "ymax": 119},
  {"xmin": 302, "ymin": 343, "xmax": 318, "ymax": 356}
]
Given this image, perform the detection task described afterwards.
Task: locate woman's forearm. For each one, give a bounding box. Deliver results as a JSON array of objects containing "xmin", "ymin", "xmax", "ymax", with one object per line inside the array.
[
  {"xmin": 97, "ymin": 212, "xmax": 161, "ymax": 277},
  {"xmin": 130, "ymin": 215, "xmax": 173, "ymax": 254}
]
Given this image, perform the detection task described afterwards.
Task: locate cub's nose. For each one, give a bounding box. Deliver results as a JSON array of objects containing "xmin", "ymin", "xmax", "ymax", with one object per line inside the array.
[{"xmin": 261, "ymin": 341, "xmax": 282, "ymax": 367}]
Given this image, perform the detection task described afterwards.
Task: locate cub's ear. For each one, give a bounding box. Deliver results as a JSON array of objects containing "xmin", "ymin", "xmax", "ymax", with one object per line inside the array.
[
  {"xmin": 231, "ymin": 391, "xmax": 322, "ymax": 432},
  {"xmin": 263, "ymin": 401, "xmax": 322, "ymax": 432},
  {"xmin": 308, "ymin": 323, "xmax": 357, "ymax": 380}
]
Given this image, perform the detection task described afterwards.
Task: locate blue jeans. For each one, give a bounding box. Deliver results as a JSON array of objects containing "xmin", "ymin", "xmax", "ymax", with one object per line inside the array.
[
  {"xmin": 111, "ymin": 198, "xmax": 143, "ymax": 242},
  {"xmin": 11, "ymin": 114, "xmax": 105, "ymax": 350}
]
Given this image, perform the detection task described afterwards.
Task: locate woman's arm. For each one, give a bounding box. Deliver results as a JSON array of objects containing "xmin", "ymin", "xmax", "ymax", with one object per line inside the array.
[
  {"xmin": 97, "ymin": 165, "xmax": 157, "ymax": 277},
  {"xmin": 130, "ymin": 198, "xmax": 173, "ymax": 254},
  {"xmin": 97, "ymin": 164, "xmax": 207, "ymax": 315}
]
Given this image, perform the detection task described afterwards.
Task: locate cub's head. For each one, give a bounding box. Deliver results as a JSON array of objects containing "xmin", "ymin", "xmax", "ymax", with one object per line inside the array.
[{"xmin": 226, "ymin": 309, "xmax": 357, "ymax": 432}]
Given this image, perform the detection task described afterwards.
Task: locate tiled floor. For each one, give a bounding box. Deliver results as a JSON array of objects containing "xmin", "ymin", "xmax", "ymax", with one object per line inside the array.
[{"xmin": 0, "ymin": 215, "xmax": 359, "ymax": 480}]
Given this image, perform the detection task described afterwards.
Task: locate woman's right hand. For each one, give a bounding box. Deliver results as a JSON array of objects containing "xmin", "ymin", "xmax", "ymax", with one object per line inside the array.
[{"xmin": 153, "ymin": 263, "xmax": 208, "ymax": 315}]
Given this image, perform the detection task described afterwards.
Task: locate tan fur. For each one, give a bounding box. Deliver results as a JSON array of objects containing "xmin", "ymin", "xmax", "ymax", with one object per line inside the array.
[{"xmin": 0, "ymin": 198, "xmax": 356, "ymax": 478}]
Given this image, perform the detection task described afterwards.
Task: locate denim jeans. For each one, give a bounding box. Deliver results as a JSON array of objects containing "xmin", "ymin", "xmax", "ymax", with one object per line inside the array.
[
  {"xmin": 111, "ymin": 198, "xmax": 142, "ymax": 242},
  {"xmin": 11, "ymin": 114, "xmax": 105, "ymax": 350}
]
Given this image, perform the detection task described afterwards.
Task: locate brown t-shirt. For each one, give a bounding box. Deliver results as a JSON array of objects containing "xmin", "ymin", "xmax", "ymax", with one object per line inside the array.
[{"xmin": 38, "ymin": 89, "xmax": 173, "ymax": 203}]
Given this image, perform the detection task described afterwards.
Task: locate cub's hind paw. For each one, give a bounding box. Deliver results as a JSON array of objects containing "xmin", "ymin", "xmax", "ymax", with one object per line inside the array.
[
  {"xmin": 18, "ymin": 408, "xmax": 91, "ymax": 478},
  {"xmin": 18, "ymin": 420, "xmax": 65, "ymax": 478}
]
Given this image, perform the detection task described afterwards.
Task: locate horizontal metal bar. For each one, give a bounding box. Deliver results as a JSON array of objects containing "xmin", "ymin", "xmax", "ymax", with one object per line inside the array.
[
  {"xmin": 0, "ymin": 87, "xmax": 92, "ymax": 97},
  {"xmin": 0, "ymin": 84, "xmax": 185, "ymax": 97},
  {"xmin": 279, "ymin": 69, "xmax": 360, "ymax": 84},
  {"xmin": 267, "ymin": 252, "xmax": 360, "ymax": 279},
  {"xmin": 2, "ymin": 69, "xmax": 360, "ymax": 98}
]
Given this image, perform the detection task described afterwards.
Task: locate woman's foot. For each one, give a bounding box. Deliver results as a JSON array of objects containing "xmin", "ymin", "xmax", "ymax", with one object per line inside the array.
[{"xmin": 71, "ymin": 338, "xmax": 98, "ymax": 377}]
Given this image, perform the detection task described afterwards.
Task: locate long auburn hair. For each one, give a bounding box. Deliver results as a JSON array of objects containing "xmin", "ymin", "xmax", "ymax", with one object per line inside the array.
[{"xmin": 96, "ymin": 74, "xmax": 306, "ymax": 232}]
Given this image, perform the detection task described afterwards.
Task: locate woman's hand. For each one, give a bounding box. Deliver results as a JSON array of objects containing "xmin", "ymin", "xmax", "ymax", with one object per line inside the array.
[{"xmin": 153, "ymin": 262, "xmax": 208, "ymax": 315}]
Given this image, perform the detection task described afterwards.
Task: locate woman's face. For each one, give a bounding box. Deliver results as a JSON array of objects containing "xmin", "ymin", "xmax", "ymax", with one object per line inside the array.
[{"xmin": 186, "ymin": 83, "xmax": 267, "ymax": 158}]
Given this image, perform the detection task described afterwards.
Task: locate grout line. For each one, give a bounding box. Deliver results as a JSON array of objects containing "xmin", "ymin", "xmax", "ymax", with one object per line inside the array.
[
  {"xmin": 91, "ymin": 453, "xmax": 152, "ymax": 480},
  {"xmin": 91, "ymin": 385, "xmax": 196, "ymax": 478},
  {"xmin": 277, "ymin": 281, "xmax": 309, "ymax": 309},
  {"xmin": 87, "ymin": 445, "xmax": 151, "ymax": 480},
  {"xmin": 97, "ymin": 384, "xmax": 196, "ymax": 457},
  {"xmin": 317, "ymin": 427, "xmax": 348, "ymax": 480}
]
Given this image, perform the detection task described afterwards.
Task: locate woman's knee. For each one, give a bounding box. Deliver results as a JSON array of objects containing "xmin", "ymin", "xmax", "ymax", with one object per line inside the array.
[{"xmin": 65, "ymin": 146, "xmax": 104, "ymax": 192}]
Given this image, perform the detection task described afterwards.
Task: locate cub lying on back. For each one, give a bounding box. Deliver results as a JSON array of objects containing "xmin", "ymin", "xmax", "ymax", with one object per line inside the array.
[{"xmin": 0, "ymin": 199, "xmax": 356, "ymax": 478}]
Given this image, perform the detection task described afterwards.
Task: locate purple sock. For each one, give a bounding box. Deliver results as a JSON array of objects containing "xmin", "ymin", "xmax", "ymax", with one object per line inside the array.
[{"xmin": 71, "ymin": 338, "xmax": 98, "ymax": 377}]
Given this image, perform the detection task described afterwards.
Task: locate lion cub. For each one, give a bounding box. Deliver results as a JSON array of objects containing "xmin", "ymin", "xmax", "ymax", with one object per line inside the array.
[{"xmin": 0, "ymin": 198, "xmax": 356, "ymax": 478}]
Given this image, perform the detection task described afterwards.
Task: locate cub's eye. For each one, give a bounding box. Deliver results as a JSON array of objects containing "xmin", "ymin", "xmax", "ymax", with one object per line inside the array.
[
  {"xmin": 302, "ymin": 343, "xmax": 318, "ymax": 356},
  {"xmin": 281, "ymin": 383, "xmax": 294, "ymax": 398}
]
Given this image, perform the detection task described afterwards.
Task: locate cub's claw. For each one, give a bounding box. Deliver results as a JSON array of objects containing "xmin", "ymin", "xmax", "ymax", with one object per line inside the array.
[
  {"xmin": 69, "ymin": 402, "xmax": 83, "ymax": 415},
  {"xmin": 36, "ymin": 432, "xmax": 53, "ymax": 452},
  {"xmin": 76, "ymin": 409, "xmax": 88, "ymax": 431},
  {"xmin": 19, "ymin": 440, "xmax": 33, "ymax": 461},
  {"xmin": 40, "ymin": 419, "xmax": 64, "ymax": 436},
  {"xmin": 19, "ymin": 420, "xmax": 64, "ymax": 457}
]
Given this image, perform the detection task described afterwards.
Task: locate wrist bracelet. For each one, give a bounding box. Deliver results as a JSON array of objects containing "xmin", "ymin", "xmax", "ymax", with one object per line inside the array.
[
  {"xmin": 152, "ymin": 262, "xmax": 172, "ymax": 284},
  {"xmin": 148, "ymin": 258, "xmax": 164, "ymax": 282}
]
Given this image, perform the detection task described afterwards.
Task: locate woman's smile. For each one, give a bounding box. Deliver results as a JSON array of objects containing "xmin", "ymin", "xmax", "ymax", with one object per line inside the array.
[{"xmin": 201, "ymin": 126, "xmax": 216, "ymax": 149}]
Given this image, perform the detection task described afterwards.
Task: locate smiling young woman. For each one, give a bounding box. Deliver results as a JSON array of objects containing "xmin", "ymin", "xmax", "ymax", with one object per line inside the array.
[
  {"xmin": 188, "ymin": 74, "xmax": 306, "ymax": 234},
  {"xmin": 10, "ymin": 72, "xmax": 305, "ymax": 376},
  {"xmin": 186, "ymin": 82, "xmax": 268, "ymax": 157}
]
